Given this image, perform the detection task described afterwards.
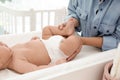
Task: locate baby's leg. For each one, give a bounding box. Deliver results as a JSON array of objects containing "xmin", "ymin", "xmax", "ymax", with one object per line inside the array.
[
  {"xmin": 60, "ymin": 35, "xmax": 82, "ymax": 56},
  {"xmin": 42, "ymin": 26, "xmax": 54, "ymax": 39},
  {"xmin": 42, "ymin": 26, "xmax": 70, "ymax": 39}
]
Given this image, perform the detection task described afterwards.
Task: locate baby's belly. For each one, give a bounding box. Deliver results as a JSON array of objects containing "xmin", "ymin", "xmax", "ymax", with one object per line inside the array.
[{"xmin": 12, "ymin": 40, "xmax": 51, "ymax": 65}]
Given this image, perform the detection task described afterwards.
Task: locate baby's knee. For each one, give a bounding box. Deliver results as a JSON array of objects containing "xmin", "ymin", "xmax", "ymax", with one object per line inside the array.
[
  {"xmin": 69, "ymin": 35, "xmax": 79, "ymax": 42},
  {"xmin": 70, "ymin": 35, "xmax": 82, "ymax": 47}
]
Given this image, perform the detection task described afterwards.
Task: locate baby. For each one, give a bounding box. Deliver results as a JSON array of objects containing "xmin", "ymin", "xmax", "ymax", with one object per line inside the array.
[{"xmin": 0, "ymin": 25, "xmax": 82, "ymax": 74}]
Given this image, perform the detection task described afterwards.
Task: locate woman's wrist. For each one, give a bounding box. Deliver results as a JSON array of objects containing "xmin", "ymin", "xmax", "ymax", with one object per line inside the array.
[
  {"xmin": 79, "ymin": 37, "xmax": 85, "ymax": 45},
  {"xmin": 79, "ymin": 37, "xmax": 103, "ymax": 48}
]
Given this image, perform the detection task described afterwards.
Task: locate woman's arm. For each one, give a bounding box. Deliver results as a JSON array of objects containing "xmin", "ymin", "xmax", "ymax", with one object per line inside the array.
[
  {"xmin": 80, "ymin": 37, "xmax": 103, "ymax": 48},
  {"xmin": 84, "ymin": 20, "xmax": 120, "ymax": 51},
  {"xmin": 66, "ymin": 36, "xmax": 103, "ymax": 61}
]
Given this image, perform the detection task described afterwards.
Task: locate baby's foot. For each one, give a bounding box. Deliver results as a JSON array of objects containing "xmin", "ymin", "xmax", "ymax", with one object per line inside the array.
[{"xmin": 63, "ymin": 21, "xmax": 75, "ymax": 36}]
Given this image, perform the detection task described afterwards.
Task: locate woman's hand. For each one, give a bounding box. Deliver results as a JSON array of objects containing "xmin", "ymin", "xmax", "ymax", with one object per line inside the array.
[
  {"xmin": 67, "ymin": 37, "xmax": 82, "ymax": 61},
  {"xmin": 66, "ymin": 46, "xmax": 81, "ymax": 61},
  {"xmin": 58, "ymin": 18, "xmax": 79, "ymax": 37},
  {"xmin": 58, "ymin": 21, "xmax": 75, "ymax": 36}
]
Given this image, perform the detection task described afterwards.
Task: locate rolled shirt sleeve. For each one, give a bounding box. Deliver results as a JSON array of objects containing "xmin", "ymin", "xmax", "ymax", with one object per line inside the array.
[
  {"xmin": 102, "ymin": 23, "xmax": 120, "ymax": 51},
  {"xmin": 102, "ymin": 36, "xmax": 119, "ymax": 51}
]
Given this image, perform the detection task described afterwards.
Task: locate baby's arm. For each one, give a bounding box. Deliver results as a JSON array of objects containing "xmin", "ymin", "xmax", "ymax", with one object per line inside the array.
[
  {"xmin": 42, "ymin": 24, "xmax": 75, "ymax": 39},
  {"xmin": 42, "ymin": 26, "xmax": 66, "ymax": 39},
  {"xmin": 12, "ymin": 59, "xmax": 55, "ymax": 74}
]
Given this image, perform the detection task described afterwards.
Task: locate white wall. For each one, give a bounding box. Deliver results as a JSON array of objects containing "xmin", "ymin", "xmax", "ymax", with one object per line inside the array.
[{"xmin": 0, "ymin": 0, "xmax": 69, "ymax": 34}]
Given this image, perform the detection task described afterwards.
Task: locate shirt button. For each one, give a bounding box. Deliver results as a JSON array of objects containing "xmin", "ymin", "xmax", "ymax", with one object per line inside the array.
[
  {"xmin": 106, "ymin": 30, "xmax": 109, "ymax": 33},
  {"xmin": 79, "ymin": 14, "xmax": 81, "ymax": 16},
  {"xmin": 96, "ymin": 9, "xmax": 99, "ymax": 14},
  {"xmin": 99, "ymin": 0, "xmax": 105, "ymax": 2},
  {"xmin": 100, "ymin": 8, "xmax": 103, "ymax": 11},
  {"xmin": 94, "ymin": 26, "xmax": 97, "ymax": 29}
]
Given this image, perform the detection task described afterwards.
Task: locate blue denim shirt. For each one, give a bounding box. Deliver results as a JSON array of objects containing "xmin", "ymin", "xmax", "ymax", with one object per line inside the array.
[{"xmin": 65, "ymin": 0, "xmax": 120, "ymax": 51}]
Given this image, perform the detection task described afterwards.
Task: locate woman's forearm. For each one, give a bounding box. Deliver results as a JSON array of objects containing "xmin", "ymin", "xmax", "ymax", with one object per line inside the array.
[{"xmin": 80, "ymin": 37, "xmax": 103, "ymax": 48}]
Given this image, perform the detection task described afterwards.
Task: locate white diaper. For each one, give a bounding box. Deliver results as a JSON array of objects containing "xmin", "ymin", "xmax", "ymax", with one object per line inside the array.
[{"xmin": 42, "ymin": 35, "xmax": 68, "ymax": 63}]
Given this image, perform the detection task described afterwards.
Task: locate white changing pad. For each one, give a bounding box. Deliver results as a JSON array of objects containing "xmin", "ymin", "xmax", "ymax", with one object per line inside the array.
[
  {"xmin": 6, "ymin": 48, "xmax": 116, "ymax": 80},
  {"xmin": 0, "ymin": 69, "xmax": 20, "ymax": 80},
  {"xmin": 0, "ymin": 45, "xmax": 100, "ymax": 80}
]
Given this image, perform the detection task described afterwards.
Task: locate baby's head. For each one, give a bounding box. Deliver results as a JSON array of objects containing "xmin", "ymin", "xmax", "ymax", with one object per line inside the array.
[{"xmin": 0, "ymin": 43, "xmax": 12, "ymax": 69}]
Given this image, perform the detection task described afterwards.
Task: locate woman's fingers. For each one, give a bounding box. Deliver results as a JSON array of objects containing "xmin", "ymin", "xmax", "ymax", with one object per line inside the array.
[
  {"xmin": 66, "ymin": 45, "xmax": 82, "ymax": 61},
  {"xmin": 66, "ymin": 52, "xmax": 77, "ymax": 61}
]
